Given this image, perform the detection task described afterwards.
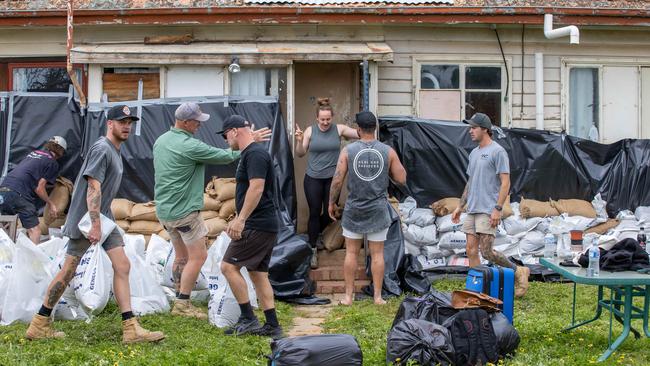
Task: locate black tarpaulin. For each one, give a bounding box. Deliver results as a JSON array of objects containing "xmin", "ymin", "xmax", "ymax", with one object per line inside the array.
[
  {"xmin": 0, "ymin": 94, "xmax": 8, "ymax": 179},
  {"xmin": 3, "ymin": 94, "xmax": 84, "ymax": 184},
  {"xmin": 379, "ymin": 116, "xmax": 650, "ymax": 215}
]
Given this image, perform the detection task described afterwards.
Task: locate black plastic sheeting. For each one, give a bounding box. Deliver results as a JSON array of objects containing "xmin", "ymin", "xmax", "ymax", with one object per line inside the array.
[
  {"xmin": 268, "ymin": 334, "xmax": 363, "ymax": 366},
  {"xmin": 3, "ymin": 95, "xmax": 84, "ymax": 184},
  {"xmin": 0, "ymin": 95, "xmax": 8, "ymax": 178},
  {"xmin": 379, "ymin": 116, "xmax": 650, "ymax": 216},
  {"xmin": 386, "ymin": 319, "xmax": 455, "ymax": 366}
]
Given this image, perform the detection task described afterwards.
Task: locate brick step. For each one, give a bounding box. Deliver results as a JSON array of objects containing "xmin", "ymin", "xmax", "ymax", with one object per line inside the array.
[
  {"xmin": 310, "ymin": 266, "xmax": 369, "ymax": 282},
  {"xmin": 317, "ymin": 249, "xmax": 366, "ymax": 267},
  {"xmin": 314, "ymin": 280, "xmax": 371, "ymax": 294}
]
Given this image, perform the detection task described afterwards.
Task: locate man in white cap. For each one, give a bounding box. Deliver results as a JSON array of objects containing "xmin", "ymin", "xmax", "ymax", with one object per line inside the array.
[
  {"xmin": 0, "ymin": 136, "xmax": 66, "ymax": 243},
  {"xmin": 154, "ymin": 102, "xmax": 270, "ymax": 319}
]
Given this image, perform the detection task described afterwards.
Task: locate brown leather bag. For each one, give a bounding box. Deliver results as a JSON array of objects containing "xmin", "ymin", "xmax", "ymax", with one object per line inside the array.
[{"xmin": 451, "ymin": 290, "xmax": 503, "ymax": 312}]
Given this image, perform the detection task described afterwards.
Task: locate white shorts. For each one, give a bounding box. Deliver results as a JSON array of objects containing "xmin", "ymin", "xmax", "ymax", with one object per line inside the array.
[{"xmin": 342, "ymin": 227, "xmax": 389, "ymax": 242}]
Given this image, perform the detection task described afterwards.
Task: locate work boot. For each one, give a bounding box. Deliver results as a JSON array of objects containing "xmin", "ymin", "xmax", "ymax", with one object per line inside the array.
[
  {"xmin": 122, "ymin": 318, "xmax": 165, "ymax": 344},
  {"xmin": 310, "ymin": 247, "xmax": 318, "ymax": 269},
  {"xmin": 25, "ymin": 314, "xmax": 65, "ymax": 340},
  {"xmin": 171, "ymin": 299, "xmax": 208, "ymax": 320},
  {"xmin": 514, "ymin": 266, "xmax": 531, "ymax": 298}
]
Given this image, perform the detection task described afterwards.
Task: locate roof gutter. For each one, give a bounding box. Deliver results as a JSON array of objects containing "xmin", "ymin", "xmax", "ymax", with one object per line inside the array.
[{"xmin": 0, "ymin": 7, "xmax": 648, "ymax": 27}]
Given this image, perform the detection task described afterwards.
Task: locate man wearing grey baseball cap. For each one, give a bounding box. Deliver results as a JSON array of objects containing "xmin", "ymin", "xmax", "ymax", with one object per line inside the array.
[
  {"xmin": 153, "ymin": 102, "xmax": 271, "ymax": 319},
  {"xmin": 451, "ymin": 112, "xmax": 530, "ymax": 297}
]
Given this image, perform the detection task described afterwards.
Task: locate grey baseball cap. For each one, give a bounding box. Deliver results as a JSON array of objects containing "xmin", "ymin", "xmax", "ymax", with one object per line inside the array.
[
  {"xmin": 463, "ymin": 113, "xmax": 492, "ymax": 129},
  {"xmin": 175, "ymin": 102, "xmax": 210, "ymax": 122}
]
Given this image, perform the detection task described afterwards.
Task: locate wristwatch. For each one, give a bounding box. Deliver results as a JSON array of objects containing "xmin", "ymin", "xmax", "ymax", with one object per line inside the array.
[{"xmin": 494, "ymin": 205, "xmax": 503, "ymax": 212}]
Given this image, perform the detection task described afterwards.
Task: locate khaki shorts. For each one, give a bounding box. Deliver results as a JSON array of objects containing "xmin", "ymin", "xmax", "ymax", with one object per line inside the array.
[
  {"xmin": 462, "ymin": 213, "xmax": 496, "ymax": 237},
  {"xmin": 159, "ymin": 211, "xmax": 208, "ymax": 244},
  {"xmin": 67, "ymin": 228, "xmax": 124, "ymax": 257}
]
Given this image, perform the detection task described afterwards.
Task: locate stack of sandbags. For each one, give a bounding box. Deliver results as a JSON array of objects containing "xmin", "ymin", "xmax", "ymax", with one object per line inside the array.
[
  {"xmin": 112, "ymin": 198, "xmax": 135, "ymax": 232},
  {"xmin": 431, "ymin": 196, "xmax": 514, "ymax": 218},
  {"xmin": 126, "ymin": 201, "xmax": 161, "ymax": 244},
  {"xmin": 206, "ymin": 177, "xmax": 237, "ymax": 223},
  {"xmin": 550, "ymin": 199, "xmax": 597, "ymax": 218}
]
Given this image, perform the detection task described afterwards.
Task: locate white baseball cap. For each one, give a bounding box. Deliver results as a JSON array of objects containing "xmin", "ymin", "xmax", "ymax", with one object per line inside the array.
[{"xmin": 49, "ymin": 136, "xmax": 67, "ymax": 151}]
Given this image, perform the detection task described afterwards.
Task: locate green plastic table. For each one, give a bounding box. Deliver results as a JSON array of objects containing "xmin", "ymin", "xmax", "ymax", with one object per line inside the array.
[{"xmin": 540, "ymin": 258, "xmax": 650, "ymax": 362}]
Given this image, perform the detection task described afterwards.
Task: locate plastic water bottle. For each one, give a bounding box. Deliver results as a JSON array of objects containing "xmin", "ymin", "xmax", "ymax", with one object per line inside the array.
[
  {"xmin": 544, "ymin": 233, "xmax": 556, "ymax": 258},
  {"xmin": 638, "ymin": 227, "xmax": 647, "ymax": 252},
  {"xmin": 587, "ymin": 240, "xmax": 600, "ymax": 277}
]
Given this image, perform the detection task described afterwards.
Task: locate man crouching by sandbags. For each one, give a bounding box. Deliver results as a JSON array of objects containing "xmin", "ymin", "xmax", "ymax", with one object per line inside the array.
[
  {"xmin": 0, "ymin": 136, "xmax": 66, "ymax": 244},
  {"xmin": 328, "ymin": 111, "xmax": 407, "ymax": 306},
  {"xmin": 451, "ymin": 112, "xmax": 530, "ymax": 297},
  {"xmin": 26, "ymin": 105, "xmax": 164, "ymax": 343},
  {"xmin": 218, "ymin": 115, "xmax": 282, "ymax": 338},
  {"xmin": 153, "ymin": 103, "xmax": 270, "ymax": 319}
]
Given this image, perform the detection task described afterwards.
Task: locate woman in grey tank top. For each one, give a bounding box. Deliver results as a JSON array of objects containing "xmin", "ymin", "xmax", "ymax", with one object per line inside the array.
[{"xmin": 294, "ymin": 98, "xmax": 359, "ymax": 268}]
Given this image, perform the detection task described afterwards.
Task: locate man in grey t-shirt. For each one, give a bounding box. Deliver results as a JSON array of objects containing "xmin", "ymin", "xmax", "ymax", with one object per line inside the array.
[
  {"xmin": 451, "ymin": 113, "xmax": 530, "ymax": 297},
  {"xmin": 26, "ymin": 105, "xmax": 164, "ymax": 344}
]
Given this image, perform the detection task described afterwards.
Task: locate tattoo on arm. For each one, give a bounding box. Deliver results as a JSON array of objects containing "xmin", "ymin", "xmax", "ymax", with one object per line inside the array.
[
  {"xmin": 329, "ymin": 171, "xmax": 343, "ymax": 205},
  {"xmin": 459, "ymin": 177, "xmax": 471, "ymax": 208},
  {"xmin": 87, "ymin": 180, "xmax": 101, "ymax": 223}
]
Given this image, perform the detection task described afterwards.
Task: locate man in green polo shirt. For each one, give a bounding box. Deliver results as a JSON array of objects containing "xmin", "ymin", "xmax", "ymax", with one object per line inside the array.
[{"xmin": 154, "ymin": 102, "xmax": 270, "ymax": 319}]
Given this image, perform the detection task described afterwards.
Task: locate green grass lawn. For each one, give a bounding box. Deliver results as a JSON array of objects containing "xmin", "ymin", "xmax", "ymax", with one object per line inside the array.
[{"xmin": 2, "ymin": 281, "xmax": 650, "ymax": 365}]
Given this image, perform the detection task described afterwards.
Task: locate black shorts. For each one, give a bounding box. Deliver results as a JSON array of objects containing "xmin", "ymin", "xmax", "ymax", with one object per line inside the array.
[{"xmin": 223, "ymin": 229, "xmax": 277, "ymax": 272}]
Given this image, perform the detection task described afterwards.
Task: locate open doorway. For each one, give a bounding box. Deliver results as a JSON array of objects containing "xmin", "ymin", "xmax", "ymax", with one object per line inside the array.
[{"xmin": 293, "ymin": 62, "xmax": 360, "ymax": 233}]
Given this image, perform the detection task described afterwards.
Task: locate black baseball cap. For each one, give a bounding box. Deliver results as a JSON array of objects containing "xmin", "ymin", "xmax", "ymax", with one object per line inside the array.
[
  {"xmin": 107, "ymin": 105, "xmax": 139, "ymax": 122},
  {"xmin": 355, "ymin": 111, "xmax": 377, "ymax": 129},
  {"xmin": 216, "ymin": 114, "xmax": 251, "ymax": 136},
  {"xmin": 463, "ymin": 113, "xmax": 492, "ymax": 129}
]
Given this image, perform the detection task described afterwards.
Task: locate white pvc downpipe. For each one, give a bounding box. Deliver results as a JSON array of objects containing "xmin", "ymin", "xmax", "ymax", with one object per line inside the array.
[
  {"xmin": 535, "ymin": 53, "xmax": 545, "ymax": 130},
  {"xmin": 544, "ymin": 14, "xmax": 580, "ymax": 45},
  {"xmin": 535, "ymin": 14, "xmax": 580, "ymax": 130}
]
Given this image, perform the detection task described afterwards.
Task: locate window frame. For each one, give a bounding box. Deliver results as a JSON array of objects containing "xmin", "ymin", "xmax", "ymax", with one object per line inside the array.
[
  {"xmin": 413, "ymin": 55, "xmax": 512, "ymax": 126},
  {"xmin": 8, "ymin": 61, "xmax": 87, "ymax": 94}
]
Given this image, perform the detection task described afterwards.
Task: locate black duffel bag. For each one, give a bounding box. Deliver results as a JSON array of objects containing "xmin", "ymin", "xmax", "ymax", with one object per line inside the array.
[
  {"xmin": 267, "ymin": 334, "xmax": 362, "ymax": 366},
  {"xmin": 386, "ymin": 319, "xmax": 455, "ymax": 366}
]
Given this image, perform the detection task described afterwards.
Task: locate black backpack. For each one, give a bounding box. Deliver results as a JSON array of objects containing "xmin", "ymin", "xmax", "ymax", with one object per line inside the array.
[{"xmin": 448, "ymin": 309, "xmax": 499, "ymax": 366}]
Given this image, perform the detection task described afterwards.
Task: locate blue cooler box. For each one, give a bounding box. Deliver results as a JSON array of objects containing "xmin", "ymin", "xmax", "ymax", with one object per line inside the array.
[{"xmin": 466, "ymin": 265, "xmax": 515, "ymax": 323}]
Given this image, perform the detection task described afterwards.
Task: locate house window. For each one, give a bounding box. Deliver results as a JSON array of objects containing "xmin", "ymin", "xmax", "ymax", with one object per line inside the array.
[
  {"xmin": 418, "ymin": 63, "xmax": 505, "ymax": 126},
  {"xmin": 102, "ymin": 67, "xmax": 160, "ymax": 102},
  {"xmin": 569, "ymin": 67, "xmax": 600, "ymax": 140},
  {"xmin": 9, "ymin": 63, "xmax": 83, "ymax": 93},
  {"xmin": 230, "ymin": 67, "xmax": 288, "ymax": 118}
]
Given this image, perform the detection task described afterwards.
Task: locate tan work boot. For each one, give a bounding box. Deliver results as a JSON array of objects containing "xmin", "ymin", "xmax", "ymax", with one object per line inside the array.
[
  {"xmin": 171, "ymin": 299, "xmax": 208, "ymax": 320},
  {"xmin": 25, "ymin": 314, "xmax": 65, "ymax": 340},
  {"xmin": 122, "ymin": 318, "xmax": 165, "ymax": 344},
  {"xmin": 514, "ymin": 266, "xmax": 531, "ymax": 298}
]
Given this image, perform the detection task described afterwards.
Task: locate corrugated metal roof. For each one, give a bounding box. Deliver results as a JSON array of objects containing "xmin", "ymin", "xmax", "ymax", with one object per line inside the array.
[{"xmin": 244, "ymin": 0, "xmax": 453, "ymax": 4}]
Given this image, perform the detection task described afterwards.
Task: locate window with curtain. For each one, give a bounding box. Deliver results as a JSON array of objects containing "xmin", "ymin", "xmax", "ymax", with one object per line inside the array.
[
  {"xmin": 230, "ymin": 67, "xmax": 288, "ymax": 118},
  {"xmin": 569, "ymin": 67, "xmax": 599, "ymax": 140}
]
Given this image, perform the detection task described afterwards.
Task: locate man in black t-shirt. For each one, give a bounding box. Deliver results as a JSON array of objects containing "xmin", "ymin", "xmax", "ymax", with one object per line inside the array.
[
  {"xmin": 0, "ymin": 136, "xmax": 66, "ymax": 243},
  {"xmin": 217, "ymin": 115, "xmax": 282, "ymax": 339}
]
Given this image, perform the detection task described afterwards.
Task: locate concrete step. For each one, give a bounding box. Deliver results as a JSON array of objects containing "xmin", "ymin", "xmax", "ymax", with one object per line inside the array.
[
  {"xmin": 314, "ymin": 280, "xmax": 371, "ymax": 294},
  {"xmin": 310, "ymin": 266, "xmax": 369, "ymax": 282}
]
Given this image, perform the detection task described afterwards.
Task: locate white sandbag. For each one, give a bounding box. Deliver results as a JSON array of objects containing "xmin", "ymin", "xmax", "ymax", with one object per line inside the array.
[
  {"xmin": 161, "ymin": 246, "xmax": 208, "ymax": 290},
  {"xmin": 403, "ymin": 224, "xmax": 438, "ymax": 246},
  {"xmin": 548, "ymin": 216, "xmax": 574, "ymax": 235},
  {"xmin": 436, "ymin": 214, "xmax": 466, "ymax": 233},
  {"xmin": 592, "ymin": 194, "xmax": 609, "ymax": 221},
  {"xmin": 145, "ymin": 234, "xmax": 172, "ymax": 281},
  {"xmin": 503, "ymin": 216, "xmax": 544, "ymax": 236},
  {"xmin": 403, "ymin": 208, "xmax": 436, "ymax": 227},
  {"xmin": 438, "ymin": 231, "xmax": 467, "ymax": 250},
  {"xmin": 616, "ymin": 210, "xmax": 637, "ymax": 221},
  {"xmin": 72, "ymin": 244, "xmax": 113, "ymax": 315},
  {"xmin": 1, "ymin": 234, "xmax": 54, "ymax": 325},
  {"xmin": 562, "ymin": 214, "xmax": 598, "ymax": 232},
  {"xmin": 404, "ymin": 240, "xmax": 422, "ymax": 256},
  {"xmin": 77, "ymin": 212, "xmax": 117, "ymax": 246},
  {"xmin": 208, "ymin": 282, "xmax": 240, "ymax": 328},
  {"xmin": 204, "ymin": 233, "xmax": 257, "ymax": 306},
  {"xmin": 398, "ymin": 196, "xmax": 417, "ymax": 218},
  {"xmin": 422, "ymin": 245, "xmax": 453, "ymax": 259},
  {"xmin": 518, "ymin": 231, "xmax": 545, "ymax": 256},
  {"xmin": 0, "ymin": 229, "xmax": 15, "ymax": 265},
  {"xmin": 124, "ymin": 234, "xmax": 169, "ymax": 315},
  {"xmin": 493, "ymin": 235, "xmax": 520, "ymax": 258},
  {"xmin": 54, "ymin": 286, "xmax": 88, "ymax": 321},
  {"xmin": 635, "ymin": 206, "xmax": 650, "ymax": 224},
  {"xmin": 416, "ymin": 255, "xmax": 447, "ymax": 270}
]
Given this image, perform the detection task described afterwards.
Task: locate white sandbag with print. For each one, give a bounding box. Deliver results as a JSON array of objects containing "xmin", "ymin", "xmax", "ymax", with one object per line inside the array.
[
  {"xmin": 77, "ymin": 212, "xmax": 118, "ymax": 246},
  {"xmin": 124, "ymin": 234, "xmax": 169, "ymax": 315},
  {"xmin": 438, "ymin": 231, "xmax": 467, "ymax": 250},
  {"xmin": 72, "ymin": 244, "xmax": 114, "ymax": 315}
]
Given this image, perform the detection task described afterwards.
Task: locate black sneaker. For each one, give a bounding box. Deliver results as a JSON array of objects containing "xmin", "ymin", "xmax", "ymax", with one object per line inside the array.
[
  {"xmin": 251, "ymin": 323, "xmax": 284, "ymax": 340},
  {"xmin": 224, "ymin": 317, "xmax": 261, "ymax": 336}
]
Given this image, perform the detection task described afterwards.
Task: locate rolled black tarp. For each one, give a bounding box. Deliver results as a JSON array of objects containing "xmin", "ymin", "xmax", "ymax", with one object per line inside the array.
[{"xmin": 379, "ymin": 116, "xmax": 650, "ymax": 215}]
